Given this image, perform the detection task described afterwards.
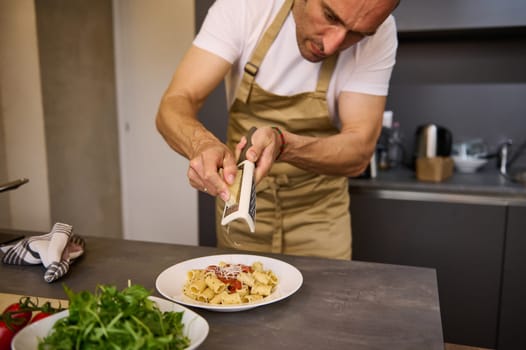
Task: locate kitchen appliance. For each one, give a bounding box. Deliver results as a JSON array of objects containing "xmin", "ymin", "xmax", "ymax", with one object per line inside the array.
[
  {"xmin": 413, "ymin": 124, "xmax": 452, "ymax": 167},
  {"xmin": 221, "ymin": 127, "xmax": 257, "ymax": 232}
]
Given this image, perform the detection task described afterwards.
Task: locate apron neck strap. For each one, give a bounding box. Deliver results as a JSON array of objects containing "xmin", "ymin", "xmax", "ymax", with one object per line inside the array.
[
  {"xmin": 236, "ymin": 0, "xmax": 339, "ymax": 102},
  {"xmin": 316, "ymin": 53, "xmax": 339, "ymax": 94},
  {"xmin": 237, "ymin": 0, "xmax": 294, "ymax": 103}
]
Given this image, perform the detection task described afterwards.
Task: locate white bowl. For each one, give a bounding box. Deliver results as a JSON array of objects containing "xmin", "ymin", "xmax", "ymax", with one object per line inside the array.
[
  {"xmin": 12, "ymin": 296, "xmax": 209, "ymax": 350},
  {"xmin": 452, "ymin": 156, "xmax": 488, "ymax": 173}
]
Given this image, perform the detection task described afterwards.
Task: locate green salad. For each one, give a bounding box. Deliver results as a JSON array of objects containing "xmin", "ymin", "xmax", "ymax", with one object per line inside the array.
[{"xmin": 38, "ymin": 284, "xmax": 190, "ymax": 350}]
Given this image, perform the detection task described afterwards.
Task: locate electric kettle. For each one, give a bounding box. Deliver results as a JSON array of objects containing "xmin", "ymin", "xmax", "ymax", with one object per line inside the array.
[{"xmin": 413, "ymin": 124, "xmax": 452, "ymax": 166}]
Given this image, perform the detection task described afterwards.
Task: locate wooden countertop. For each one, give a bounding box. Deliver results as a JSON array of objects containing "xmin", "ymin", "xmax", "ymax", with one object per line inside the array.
[
  {"xmin": 0, "ymin": 293, "xmax": 67, "ymax": 313},
  {"xmin": 0, "ymin": 236, "xmax": 444, "ymax": 349}
]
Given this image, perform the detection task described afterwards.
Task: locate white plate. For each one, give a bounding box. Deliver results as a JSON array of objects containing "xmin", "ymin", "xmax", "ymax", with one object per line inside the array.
[
  {"xmin": 12, "ymin": 296, "xmax": 209, "ymax": 350},
  {"xmin": 156, "ymin": 254, "xmax": 303, "ymax": 312}
]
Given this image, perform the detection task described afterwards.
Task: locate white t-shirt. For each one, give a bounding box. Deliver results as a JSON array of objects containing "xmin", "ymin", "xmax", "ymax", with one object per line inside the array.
[{"xmin": 194, "ymin": 0, "xmax": 398, "ymax": 124}]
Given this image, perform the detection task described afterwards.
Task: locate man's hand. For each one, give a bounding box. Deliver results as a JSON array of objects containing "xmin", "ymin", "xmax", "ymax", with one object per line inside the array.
[
  {"xmin": 234, "ymin": 127, "xmax": 284, "ymax": 184},
  {"xmin": 188, "ymin": 140, "xmax": 238, "ymax": 202}
]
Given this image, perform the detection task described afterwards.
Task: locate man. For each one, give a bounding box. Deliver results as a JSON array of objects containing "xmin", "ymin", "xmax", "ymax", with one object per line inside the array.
[{"xmin": 156, "ymin": 0, "xmax": 399, "ymax": 260}]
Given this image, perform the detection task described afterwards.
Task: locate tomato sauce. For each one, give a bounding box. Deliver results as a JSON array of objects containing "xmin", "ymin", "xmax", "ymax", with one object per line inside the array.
[{"xmin": 206, "ymin": 264, "xmax": 253, "ymax": 293}]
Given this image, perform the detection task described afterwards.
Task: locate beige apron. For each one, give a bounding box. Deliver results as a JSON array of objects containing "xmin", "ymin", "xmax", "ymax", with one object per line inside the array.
[{"xmin": 215, "ymin": 0, "xmax": 351, "ymax": 260}]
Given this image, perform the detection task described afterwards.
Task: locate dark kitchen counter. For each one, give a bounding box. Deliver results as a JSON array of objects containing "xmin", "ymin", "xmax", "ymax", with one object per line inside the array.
[
  {"xmin": 349, "ymin": 167, "xmax": 526, "ymax": 204},
  {"xmin": 0, "ymin": 235, "xmax": 444, "ymax": 350}
]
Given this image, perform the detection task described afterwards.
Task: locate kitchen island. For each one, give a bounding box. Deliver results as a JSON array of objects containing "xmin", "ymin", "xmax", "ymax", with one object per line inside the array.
[{"xmin": 0, "ymin": 235, "xmax": 444, "ymax": 349}]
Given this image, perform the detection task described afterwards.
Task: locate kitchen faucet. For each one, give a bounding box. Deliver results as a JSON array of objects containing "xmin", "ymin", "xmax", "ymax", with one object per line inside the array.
[
  {"xmin": 497, "ymin": 139, "xmax": 513, "ymax": 175},
  {"xmin": 490, "ymin": 138, "xmax": 526, "ymax": 184}
]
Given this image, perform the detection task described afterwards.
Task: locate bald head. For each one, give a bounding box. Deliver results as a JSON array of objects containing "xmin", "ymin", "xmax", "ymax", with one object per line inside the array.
[{"xmin": 292, "ymin": 0, "xmax": 399, "ymax": 61}]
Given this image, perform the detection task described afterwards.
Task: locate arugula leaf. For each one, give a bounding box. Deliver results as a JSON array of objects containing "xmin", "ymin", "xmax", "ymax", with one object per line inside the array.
[{"xmin": 38, "ymin": 284, "xmax": 191, "ymax": 350}]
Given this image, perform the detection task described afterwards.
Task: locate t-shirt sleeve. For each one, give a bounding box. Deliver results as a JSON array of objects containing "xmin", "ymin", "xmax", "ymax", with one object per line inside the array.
[
  {"xmin": 342, "ymin": 15, "xmax": 398, "ymax": 96},
  {"xmin": 193, "ymin": 0, "xmax": 245, "ymax": 63}
]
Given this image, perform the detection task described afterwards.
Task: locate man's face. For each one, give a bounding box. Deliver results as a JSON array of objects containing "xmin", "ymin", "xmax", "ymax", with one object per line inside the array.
[{"xmin": 292, "ymin": 0, "xmax": 398, "ymax": 62}]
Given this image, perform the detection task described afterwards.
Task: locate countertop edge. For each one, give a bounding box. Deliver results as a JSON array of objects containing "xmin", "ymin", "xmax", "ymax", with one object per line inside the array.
[{"xmin": 349, "ymin": 168, "xmax": 526, "ymax": 205}]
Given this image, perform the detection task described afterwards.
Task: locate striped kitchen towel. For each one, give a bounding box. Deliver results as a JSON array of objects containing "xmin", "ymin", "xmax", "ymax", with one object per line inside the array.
[{"xmin": 1, "ymin": 223, "xmax": 85, "ymax": 283}]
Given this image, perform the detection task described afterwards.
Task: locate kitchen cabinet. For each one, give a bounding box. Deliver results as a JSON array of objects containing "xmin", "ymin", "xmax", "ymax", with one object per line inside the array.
[
  {"xmin": 394, "ymin": 0, "xmax": 526, "ymax": 32},
  {"xmin": 498, "ymin": 204, "xmax": 526, "ymax": 349},
  {"xmin": 350, "ymin": 190, "xmax": 506, "ymax": 349}
]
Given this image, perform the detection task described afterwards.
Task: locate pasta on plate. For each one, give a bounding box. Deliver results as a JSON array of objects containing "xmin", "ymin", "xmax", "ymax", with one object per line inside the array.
[{"xmin": 183, "ymin": 261, "xmax": 278, "ymax": 305}]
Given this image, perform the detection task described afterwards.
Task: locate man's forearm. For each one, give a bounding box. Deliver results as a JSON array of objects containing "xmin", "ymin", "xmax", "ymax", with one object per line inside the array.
[
  {"xmin": 280, "ymin": 130, "xmax": 378, "ymax": 177},
  {"xmin": 283, "ymin": 91, "xmax": 385, "ymax": 177},
  {"xmin": 156, "ymin": 94, "xmax": 221, "ymax": 160}
]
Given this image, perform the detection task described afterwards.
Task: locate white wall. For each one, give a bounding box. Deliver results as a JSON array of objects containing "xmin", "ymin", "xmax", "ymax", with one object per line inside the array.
[
  {"xmin": 0, "ymin": 0, "xmax": 51, "ymax": 231},
  {"xmin": 0, "ymin": 1, "xmax": 197, "ymax": 244},
  {"xmin": 113, "ymin": 0, "xmax": 199, "ymax": 245}
]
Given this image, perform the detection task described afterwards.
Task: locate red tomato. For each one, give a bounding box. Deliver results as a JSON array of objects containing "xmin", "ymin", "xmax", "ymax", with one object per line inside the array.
[
  {"xmin": 2, "ymin": 303, "xmax": 32, "ymax": 332},
  {"xmin": 30, "ymin": 312, "xmax": 52, "ymax": 323},
  {"xmin": 0, "ymin": 320, "xmax": 16, "ymax": 350},
  {"xmin": 241, "ymin": 265, "xmax": 252, "ymax": 273},
  {"xmin": 227, "ymin": 279, "xmax": 242, "ymax": 293},
  {"xmin": 0, "ymin": 303, "xmax": 32, "ymax": 350}
]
